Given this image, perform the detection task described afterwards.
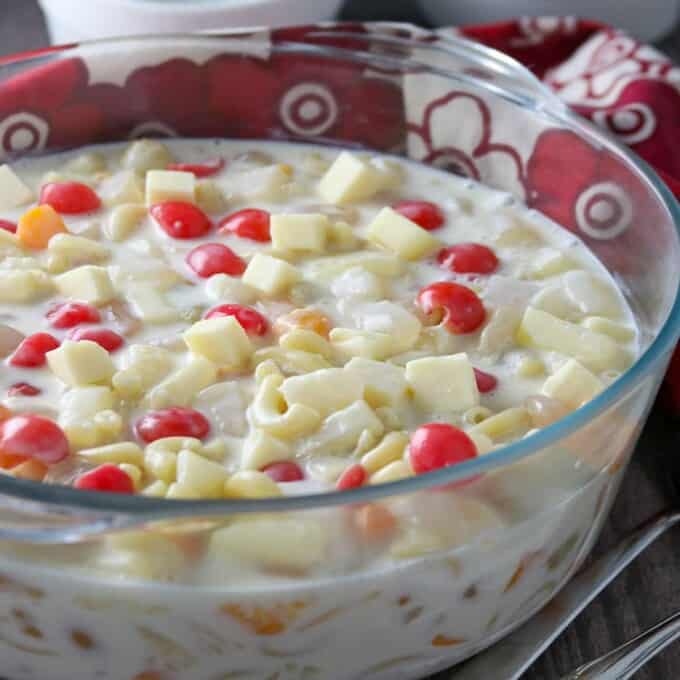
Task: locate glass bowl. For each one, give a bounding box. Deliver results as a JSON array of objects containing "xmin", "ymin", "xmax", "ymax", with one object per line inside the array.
[{"xmin": 0, "ymin": 23, "xmax": 678, "ymax": 680}]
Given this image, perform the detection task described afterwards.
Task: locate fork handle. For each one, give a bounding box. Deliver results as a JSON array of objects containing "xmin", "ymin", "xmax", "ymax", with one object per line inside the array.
[{"xmin": 560, "ymin": 610, "xmax": 680, "ymax": 679}]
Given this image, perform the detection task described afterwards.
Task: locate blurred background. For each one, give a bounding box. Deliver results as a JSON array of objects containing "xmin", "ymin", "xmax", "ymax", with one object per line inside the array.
[{"xmin": 0, "ymin": 0, "xmax": 678, "ymax": 57}]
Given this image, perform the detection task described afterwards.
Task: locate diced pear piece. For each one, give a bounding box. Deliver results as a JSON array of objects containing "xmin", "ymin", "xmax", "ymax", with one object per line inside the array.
[
  {"xmin": 530, "ymin": 285, "xmax": 581, "ymax": 321},
  {"xmin": 55, "ymin": 265, "xmax": 115, "ymax": 306},
  {"xmin": 126, "ymin": 282, "xmax": 177, "ymax": 323},
  {"xmin": 353, "ymin": 301, "xmax": 422, "ymax": 354},
  {"xmin": 46, "ymin": 340, "xmax": 115, "ymax": 386},
  {"xmin": 280, "ymin": 367, "xmax": 363, "ymax": 418},
  {"xmin": 406, "ymin": 353, "xmax": 479, "ymax": 413},
  {"xmin": 318, "ymin": 151, "xmax": 385, "ymax": 204},
  {"xmin": 59, "ymin": 386, "xmax": 115, "ymax": 425},
  {"xmin": 270, "ymin": 213, "xmax": 329, "ymax": 253},
  {"xmin": 47, "ymin": 233, "xmax": 110, "ymax": 271},
  {"xmin": 366, "ymin": 207, "xmax": 440, "ymax": 260},
  {"xmin": 303, "ymin": 400, "xmax": 384, "ymax": 455},
  {"xmin": 99, "ymin": 170, "xmax": 144, "ymax": 206},
  {"xmin": 563, "ymin": 270, "xmax": 622, "ymax": 318},
  {"xmin": 208, "ymin": 517, "xmax": 326, "ymax": 569},
  {"xmin": 195, "ymin": 180, "xmax": 228, "ymax": 214},
  {"xmin": 581, "ymin": 316, "xmax": 635, "ymax": 342},
  {"xmin": 0, "ymin": 270, "xmax": 53, "ymax": 303},
  {"xmin": 205, "ymin": 273, "xmax": 257, "ymax": 304},
  {"xmin": 304, "ymin": 252, "xmax": 405, "ymax": 282},
  {"xmin": 478, "ymin": 306, "xmax": 522, "ymax": 355},
  {"xmin": 344, "ymin": 357, "xmax": 408, "ymax": 408},
  {"xmin": 0, "ymin": 165, "xmax": 33, "ymax": 209},
  {"xmin": 526, "ymin": 248, "xmax": 577, "ymax": 279},
  {"xmin": 147, "ymin": 356, "xmax": 217, "ymax": 409},
  {"xmin": 241, "ymin": 430, "xmax": 292, "ymax": 470},
  {"xmin": 146, "ymin": 170, "xmax": 195, "ymax": 205},
  {"xmin": 329, "ymin": 328, "xmax": 394, "ymax": 360},
  {"xmin": 242, "ymin": 253, "xmax": 299, "ymax": 296},
  {"xmin": 175, "ymin": 449, "xmax": 228, "ymax": 499},
  {"xmin": 183, "ymin": 316, "xmax": 253, "ymax": 368},
  {"xmin": 112, "ymin": 344, "xmax": 174, "ymax": 399},
  {"xmin": 517, "ymin": 307, "xmax": 628, "ymax": 372},
  {"xmin": 542, "ymin": 359, "xmax": 604, "ymax": 411},
  {"xmin": 122, "ymin": 139, "xmax": 173, "ymax": 173},
  {"xmin": 224, "ymin": 470, "xmax": 282, "ymax": 499},
  {"xmin": 104, "ymin": 203, "xmax": 147, "ymax": 241}
]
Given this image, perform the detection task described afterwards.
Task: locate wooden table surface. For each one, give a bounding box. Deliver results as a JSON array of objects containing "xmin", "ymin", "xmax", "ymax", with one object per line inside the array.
[{"xmin": 0, "ymin": 2, "xmax": 679, "ymax": 678}]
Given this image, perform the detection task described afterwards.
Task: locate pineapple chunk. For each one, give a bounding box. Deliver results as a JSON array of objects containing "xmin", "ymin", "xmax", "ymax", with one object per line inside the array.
[
  {"xmin": 55, "ymin": 265, "xmax": 115, "ymax": 306},
  {"xmin": 542, "ymin": 359, "xmax": 604, "ymax": 411},
  {"xmin": 126, "ymin": 282, "xmax": 177, "ymax": 323},
  {"xmin": 317, "ymin": 151, "xmax": 385, "ymax": 204},
  {"xmin": 353, "ymin": 301, "xmax": 422, "ymax": 354},
  {"xmin": 0, "ymin": 165, "xmax": 33, "ymax": 209},
  {"xmin": 302, "ymin": 400, "xmax": 384, "ymax": 456},
  {"xmin": 304, "ymin": 252, "xmax": 405, "ymax": 282},
  {"xmin": 59, "ymin": 386, "xmax": 114, "ymax": 424},
  {"xmin": 270, "ymin": 213, "xmax": 329, "ymax": 253},
  {"xmin": 329, "ymin": 328, "xmax": 394, "ymax": 360},
  {"xmin": 366, "ymin": 207, "xmax": 440, "ymax": 260},
  {"xmin": 112, "ymin": 344, "xmax": 174, "ymax": 399},
  {"xmin": 46, "ymin": 340, "xmax": 115, "ymax": 386},
  {"xmin": 405, "ymin": 353, "xmax": 479, "ymax": 413},
  {"xmin": 104, "ymin": 203, "xmax": 147, "ymax": 241},
  {"xmin": 517, "ymin": 307, "xmax": 628, "ymax": 372},
  {"xmin": 47, "ymin": 234, "xmax": 110, "ymax": 271},
  {"xmin": 195, "ymin": 180, "xmax": 228, "ymax": 214},
  {"xmin": 242, "ymin": 253, "xmax": 299, "ymax": 296},
  {"xmin": 526, "ymin": 249, "xmax": 577, "ymax": 279},
  {"xmin": 146, "ymin": 170, "xmax": 195, "ymax": 205},
  {"xmin": 99, "ymin": 170, "xmax": 144, "ymax": 206},
  {"xmin": 122, "ymin": 139, "xmax": 173, "ymax": 173},
  {"xmin": 208, "ymin": 517, "xmax": 326, "ymax": 569},
  {"xmin": 280, "ymin": 368, "xmax": 363, "ymax": 418},
  {"xmin": 205, "ymin": 273, "xmax": 257, "ymax": 304},
  {"xmin": 530, "ymin": 285, "xmax": 581, "ymax": 321},
  {"xmin": 175, "ymin": 449, "xmax": 228, "ymax": 499},
  {"xmin": 344, "ymin": 357, "xmax": 408, "ymax": 408},
  {"xmin": 241, "ymin": 430, "xmax": 292, "ymax": 470},
  {"xmin": 183, "ymin": 316, "xmax": 253, "ymax": 367},
  {"xmin": 146, "ymin": 356, "xmax": 217, "ymax": 409},
  {"xmin": 563, "ymin": 270, "xmax": 622, "ymax": 318},
  {"xmin": 78, "ymin": 442, "xmax": 144, "ymax": 467},
  {"xmin": 581, "ymin": 316, "xmax": 635, "ymax": 342},
  {"xmin": 0, "ymin": 270, "xmax": 53, "ymax": 303}
]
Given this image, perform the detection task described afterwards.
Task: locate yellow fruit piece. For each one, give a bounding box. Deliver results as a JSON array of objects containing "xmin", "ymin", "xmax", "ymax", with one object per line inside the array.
[
  {"xmin": 366, "ymin": 207, "xmax": 440, "ymax": 260},
  {"xmin": 17, "ymin": 205, "xmax": 67, "ymax": 249}
]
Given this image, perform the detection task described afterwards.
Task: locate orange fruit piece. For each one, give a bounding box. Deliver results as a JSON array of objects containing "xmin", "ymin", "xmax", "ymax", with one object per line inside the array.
[{"xmin": 17, "ymin": 205, "xmax": 67, "ymax": 249}]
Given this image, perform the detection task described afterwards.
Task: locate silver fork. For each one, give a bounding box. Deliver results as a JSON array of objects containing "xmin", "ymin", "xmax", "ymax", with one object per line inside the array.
[{"xmin": 559, "ymin": 609, "xmax": 680, "ymax": 679}]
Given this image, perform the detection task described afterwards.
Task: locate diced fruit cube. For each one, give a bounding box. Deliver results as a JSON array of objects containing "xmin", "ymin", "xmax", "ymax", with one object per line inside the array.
[
  {"xmin": 526, "ymin": 249, "xmax": 577, "ymax": 279},
  {"xmin": 318, "ymin": 152, "xmax": 385, "ymax": 204},
  {"xmin": 367, "ymin": 207, "xmax": 440, "ymax": 260},
  {"xmin": 563, "ymin": 270, "xmax": 622, "ymax": 318},
  {"xmin": 195, "ymin": 180, "xmax": 228, "ymax": 214},
  {"xmin": 209, "ymin": 517, "xmax": 326, "ymax": 569},
  {"xmin": 47, "ymin": 233, "xmax": 110, "ymax": 271},
  {"xmin": 344, "ymin": 357, "xmax": 408, "ymax": 408},
  {"xmin": 406, "ymin": 353, "xmax": 480, "ymax": 413},
  {"xmin": 104, "ymin": 203, "xmax": 147, "ymax": 241},
  {"xmin": 352, "ymin": 301, "xmax": 422, "ymax": 353},
  {"xmin": 205, "ymin": 273, "xmax": 257, "ymax": 304},
  {"xmin": 99, "ymin": 170, "xmax": 144, "ymax": 206},
  {"xmin": 204, "ymin": 304, "xmax": 268, "ymax": 336},
  {"xmin": 0, "ymin": 270, "xmax": 53, "ymax": 303},
  {"xmin": 176, "ymin": 449, "xmax": 228, "ymax": 499},
  {"xmin": 517, "ymin": 307, "xmax": 629, "ymax": 372},
  {"xmin": 59, "ymin": 386, "xmax": 114, "ymax": 425},
  {"xmin": 241, "ymin": 430, "xmax": 292, "ymax": 470},
  {"xmin": 242, "ymin": 253, "xmax": 299, "ymax": 296},
  {"xmin": 55, "ymin": 265, "xmax": 115, "ymax": 306},
  {"xmin": 183, "ymin": 316, "xmax": 253, "ymax": 367},
  {"xmin": 280, "ymin": 368, "xmax": 363, "ymax": 418},
  {"xmin": 46, "ymin": 340, "xmax": 115, "ymax": 386},
  {"xmin": 224, "ymin": 470, "xmax": 282, "ymax": 499},
  {"xmin": 17, "ymin": 205, "xmax": 67, "ymax": 249},
  {"xmin": 126, "ymin": 283, "xmax": 177, "ymax": 323},
  {"xmin": 146, "ymin": 170, "xmax": 195, "ymax": 205},
  {"xmin": 270, "ymin": 213, "xmax": 329, "ymax": 253},
  {"xmin": 146, "ymin": 357, "xmax": 217, "ymax": 409},
  {"xmin": 0, "ymin": 165, "xmax": 33, "ymax": 209},
  {"xmin": 542, "ymin": 359, "xmax": 604, "ymax": 411},
  {"xmin": 112, "ymin": 344, "xmax": 173, "ymax": 399}
]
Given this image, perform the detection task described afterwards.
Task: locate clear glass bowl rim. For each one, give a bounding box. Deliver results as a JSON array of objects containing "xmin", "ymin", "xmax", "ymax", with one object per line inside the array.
[{"xmin": 0, "ymin": 32, "xmax": 679, "ymax": 521}]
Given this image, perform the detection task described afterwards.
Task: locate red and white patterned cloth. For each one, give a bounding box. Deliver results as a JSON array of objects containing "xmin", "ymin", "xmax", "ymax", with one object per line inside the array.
[{"xmin": 0, "ymin": 18, "xmax": 678, "ymax": 407}]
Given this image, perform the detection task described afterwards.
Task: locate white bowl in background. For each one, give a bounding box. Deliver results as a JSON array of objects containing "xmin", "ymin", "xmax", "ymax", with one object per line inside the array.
[
  {"xmin": 38, "ymin": 0, "xmax": 344, "ymax": 44},
  {"xmin": 418, "ymin": 0, "xmax": 680, "ymax": 42}
]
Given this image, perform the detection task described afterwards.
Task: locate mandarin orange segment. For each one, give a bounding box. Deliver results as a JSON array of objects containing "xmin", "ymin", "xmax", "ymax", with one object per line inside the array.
[
  {"xmin": 353, "ymin": 504, "xmax": 397, "ymax": 542},
  {"xmin": 274, "ymin": 307, "xmax": 332, "ymax": 338},
  {"xmin": 17, "ymin": 205, "xmax": 68, "ymax": 249}
]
